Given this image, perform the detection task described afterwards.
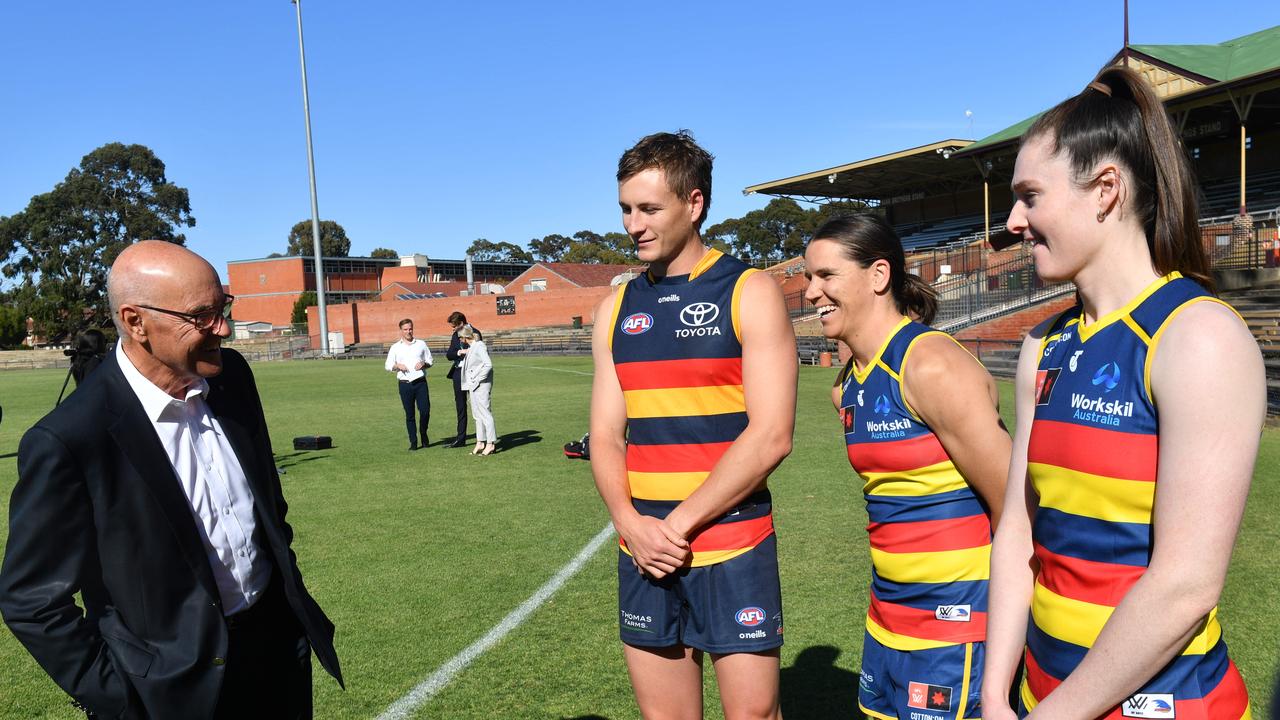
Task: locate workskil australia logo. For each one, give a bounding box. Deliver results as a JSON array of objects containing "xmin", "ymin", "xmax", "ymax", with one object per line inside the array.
[
  {"xmin": 864, "ymin": 393, "xmax": 910, "ymax": 439},
  {"xmin": 1092, "ymin": 361, "xmax": 1121, "ymax": 391},
  {"xmin": 1070, "ymin": 361, "xmax": 1133, "ymax": 427}
]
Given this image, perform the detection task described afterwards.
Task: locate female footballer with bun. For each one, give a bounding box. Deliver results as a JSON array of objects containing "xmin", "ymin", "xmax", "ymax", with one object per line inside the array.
[
  {"xmin": 982, "ymin": 66, "xmax": 1264, "ymax": 719},
  {"xmin": 804, "ymin": 214, "xmax": 1010, "ymax": 719}
]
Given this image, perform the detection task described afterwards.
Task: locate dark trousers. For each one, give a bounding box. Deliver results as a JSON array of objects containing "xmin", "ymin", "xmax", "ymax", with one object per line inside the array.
[
  {"xmin": 398, "ymin": 378, "xmax": 430, "ymax": 447},
  {"xmin": 451, "ymin": 371, "xmax": 468, "ymax": 440},
  {"xmin": 214, "ymin": 579, "xmax": 312, "ymax": 719}
]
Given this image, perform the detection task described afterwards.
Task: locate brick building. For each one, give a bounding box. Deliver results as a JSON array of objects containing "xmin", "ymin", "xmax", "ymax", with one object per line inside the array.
[{"xmin": 226, "ymin": 254, "xmax": 532, "ymax": 330}]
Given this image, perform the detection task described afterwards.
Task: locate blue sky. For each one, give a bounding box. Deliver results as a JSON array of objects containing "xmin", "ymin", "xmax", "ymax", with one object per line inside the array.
[{"xmin": 1, "ymin": 2, "xmax": 1273, "ymax": 277}]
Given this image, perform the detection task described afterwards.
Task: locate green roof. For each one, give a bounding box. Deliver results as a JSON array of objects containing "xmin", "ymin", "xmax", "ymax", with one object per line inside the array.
[
  {"xmin": 957, "ymin": 24, "xmax": 1280, "ymax": 156},
  {"xmin": 958, "ymin": 114, "xmax": 1040, "ymax": 155},
  {"xmin": 1135, "ymin": 24, "xmax": 1280, "ymax": 81}
]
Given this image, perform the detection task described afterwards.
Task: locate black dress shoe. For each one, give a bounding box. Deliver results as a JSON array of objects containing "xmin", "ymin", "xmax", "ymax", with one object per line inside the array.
[
  {"xmin": 408, "ymin": 444, "xmax": 419, "ymax": 451},
  {"xmin": 446, "ymin": 437, "xmax": 467, "ymax": 448}
]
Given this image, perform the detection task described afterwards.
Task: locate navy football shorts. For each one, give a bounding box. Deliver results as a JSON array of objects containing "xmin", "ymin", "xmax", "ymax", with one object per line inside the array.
[
  {"xmin": 617, "ymin": 533, "xmax": 783, "ymax": 654},
  {"xmin": 859, "ymin": 630, "xmax": 983, "ymax": 720}
]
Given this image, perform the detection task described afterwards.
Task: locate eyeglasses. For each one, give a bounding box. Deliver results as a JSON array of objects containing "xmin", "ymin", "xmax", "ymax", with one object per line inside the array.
[{"xmin": 137, "ymin": 295, "xmax": 235, "ymax": 332}]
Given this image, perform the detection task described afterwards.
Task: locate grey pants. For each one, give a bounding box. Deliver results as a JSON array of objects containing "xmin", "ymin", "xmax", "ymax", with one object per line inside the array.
[{"xmin": 469, "ymin": 382, "xmax": 495, "ymax": 442}]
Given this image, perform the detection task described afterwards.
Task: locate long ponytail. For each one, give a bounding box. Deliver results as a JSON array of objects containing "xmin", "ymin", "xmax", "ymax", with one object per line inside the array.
[{"xmin": 1025, "ymin": 65, "xmax": 1213, "ymax": 292}]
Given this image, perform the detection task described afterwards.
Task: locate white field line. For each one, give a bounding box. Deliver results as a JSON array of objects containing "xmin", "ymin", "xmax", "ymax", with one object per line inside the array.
[
  {"xmin": 376, "ymin": 524, "xmax": 616, "ymax": 720},
  {"xmin": 504, "ymin": 362, "xmax": 594, "ymax": 376}
]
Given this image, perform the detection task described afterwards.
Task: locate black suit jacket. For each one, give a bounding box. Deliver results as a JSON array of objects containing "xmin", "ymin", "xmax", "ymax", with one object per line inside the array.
[
  {"xmin": 445, "ymin": 325, "xmax": 476, "ymax": 383},
  {"xmin": 0, "ymin": 349, "xmax": 341, "ymax": 719}
]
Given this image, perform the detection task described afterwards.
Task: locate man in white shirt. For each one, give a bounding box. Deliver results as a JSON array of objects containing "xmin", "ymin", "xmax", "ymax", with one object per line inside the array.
[
  {"xmin": 0, "ymin": 241, "xmax": 341, "ymax": 719},
  {"xmin": 384, "ymin": 318, "xmax": 433, "ymax": 450}
]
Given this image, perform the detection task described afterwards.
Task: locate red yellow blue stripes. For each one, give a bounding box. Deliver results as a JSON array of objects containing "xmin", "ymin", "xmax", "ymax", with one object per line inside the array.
[
  {"xmin": 1024, "ymin": 275, "xmax": 1250, "ymax": 714},
  {"xmin": 843, "ymin": 320, "xmax": 991, "ymax": 649},
  {"xmin": 611, "ymin": 250, "xmax": 769, "ymax": 567}
]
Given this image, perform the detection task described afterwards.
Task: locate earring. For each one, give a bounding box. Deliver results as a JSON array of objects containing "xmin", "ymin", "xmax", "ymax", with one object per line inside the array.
[{"xmin": 1096, "ymin": 210, "xmax": 1107, "ymax": 223}]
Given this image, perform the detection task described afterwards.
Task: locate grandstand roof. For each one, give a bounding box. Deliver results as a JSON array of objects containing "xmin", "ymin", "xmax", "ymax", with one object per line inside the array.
[
  {"xmin": 957, "ymin": 25, "xmax": 1280, "ymax": 157},
  {"xmin": 743, "ymin": 139, "xmax": 977, "ymax": 203},
  {"xmin": 1132, "ymin": 25, "xmax": 1280, "ymax": 83}
]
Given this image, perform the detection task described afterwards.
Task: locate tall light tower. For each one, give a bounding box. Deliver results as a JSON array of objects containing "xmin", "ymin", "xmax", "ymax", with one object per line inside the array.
[{"xmin": 292, "ymin": 0, "xmax": 329, "ymax": 354}]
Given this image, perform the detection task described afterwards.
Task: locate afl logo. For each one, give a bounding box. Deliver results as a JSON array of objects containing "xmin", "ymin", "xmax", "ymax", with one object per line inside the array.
[
  {"xmin": 735, "ymin": 606, "xmax": 766, "ymax": 627},
  {"xmin": 621, "ymin": 312, "xmax": 653, "ymax": 335},
  {"xmin": 680, "ymin": 302, "xmax": 720, "ymax": 327}
]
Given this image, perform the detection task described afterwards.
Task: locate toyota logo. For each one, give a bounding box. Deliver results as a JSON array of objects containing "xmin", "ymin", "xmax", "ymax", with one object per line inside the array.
[{"xmin": 679, "ymin": 302, "xmax": 720, "ymax": 327}]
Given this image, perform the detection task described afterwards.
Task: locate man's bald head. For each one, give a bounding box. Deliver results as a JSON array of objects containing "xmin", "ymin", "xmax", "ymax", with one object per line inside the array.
[{"xmin": 108, "ymin": 241, "xmax": 220, "ymax": 338}]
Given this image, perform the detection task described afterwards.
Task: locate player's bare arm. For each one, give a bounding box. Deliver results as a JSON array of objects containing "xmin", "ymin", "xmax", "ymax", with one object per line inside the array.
[
  {"xmin": 589, "ymin": 289, "xmax": 690, "ymax": 578},
  {"xmin": 665, "ymin": 271, "xmax": 797, "ymax": 538},
  {"xmin": 902, "ymin": 334, "xmax": 1011, "ymax": 527},
  {"xmin": 981, "ymin": 326, "xmax": 1046, "ymax": 720},
  {"xmin": 1022, "ymin": 302, "xmax": 1264, "ymax": 719}
]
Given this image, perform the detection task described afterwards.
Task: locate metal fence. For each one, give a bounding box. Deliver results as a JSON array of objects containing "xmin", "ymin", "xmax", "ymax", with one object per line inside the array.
[{"xmin": 1199, "ymin": 207, "xmax": 1280, "ymax": 271}]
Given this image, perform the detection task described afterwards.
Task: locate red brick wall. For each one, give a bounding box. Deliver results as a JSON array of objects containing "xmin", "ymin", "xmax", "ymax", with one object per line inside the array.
[
  {"xmin": 227, "ymin": 258, "xmax": 311, "ymax": 327},
  {"xmin": 227, "ymin": 258, "xmax": 309, "ymax": 295},
  {"xmin": 235, "ymin": 293, "xmax": 303, "ymax": 327},
  {"xmin": 954, "ymin": 295, "xmax": 1077, "ymax": 342},
  {"xmin": 308, "ymin": 286, "xmax": 616, "ymax": 344},
  {"xmin": 382, "ymin": 265, "xmax": 419, "ymax": 284}
]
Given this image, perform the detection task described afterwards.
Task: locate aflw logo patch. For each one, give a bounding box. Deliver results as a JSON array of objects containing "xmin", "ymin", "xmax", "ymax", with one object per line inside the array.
[
  {"xmin": 1122, "ymin": 694, "xmax": 1175, "ymax": 718},
  {"xmin": 934, "ymin": 604, "xmax": 971, "ymax": 622}
]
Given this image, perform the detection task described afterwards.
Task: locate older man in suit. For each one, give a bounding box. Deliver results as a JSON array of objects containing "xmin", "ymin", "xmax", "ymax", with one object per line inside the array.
[{"xmin": 0, "ymin": 241, "xmax": 341, "ymax": 719}]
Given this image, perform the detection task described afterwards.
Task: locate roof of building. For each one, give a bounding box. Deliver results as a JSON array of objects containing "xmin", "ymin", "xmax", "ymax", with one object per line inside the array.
[
  {"xmin": 522, "ymin": 262, "xmax": 643, "ymax": 288},
  {"xmin": 958, "ymin": 24, "xmax": 1280, "ymax": 157},
  {"xmin": 1132, "ymin": 24, "xmax": 1280, "ymax": 82},
  {"xmin": 743, "ymin": 139, "xmax": 976, "ymax": 202}
]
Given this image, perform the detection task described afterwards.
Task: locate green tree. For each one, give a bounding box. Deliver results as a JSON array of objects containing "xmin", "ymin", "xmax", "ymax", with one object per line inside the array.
[
  {"xmin": 704, "ymin": 198, "xmax": 814, "ymax": 263},
  {"xmin": 369, "ymin": 247, "xmax": 399, "ymax": 259},
  {"xmin": 0, "ymin": 142, "xmax": 195, "ymax": 340},
  {"xmin": 466, "ymin": 238, "xmax": 532, "ymax": 263},
  {"xmin": 557, "ymin": 230, "xmax": 637, "ymax": 264},
  {"xmin": 0, "ymin": 303, "xmax": 26, "ymax": 348},
  {"xmin": 291, "ymin": 291, "xmax": 317, "ymax": 325},
  {"xmin": 287, "ymin": 220, "xmax": 350, "ymax": 257},
  {"xmin": 527, "ymin": 234, "xmax": 571, "ymax": 262}
]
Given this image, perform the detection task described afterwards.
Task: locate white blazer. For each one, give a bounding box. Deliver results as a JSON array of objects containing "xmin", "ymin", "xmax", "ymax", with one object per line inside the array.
[{"xmin": 460, "ymin": 340, "xmax": 493, "ymax": 391}]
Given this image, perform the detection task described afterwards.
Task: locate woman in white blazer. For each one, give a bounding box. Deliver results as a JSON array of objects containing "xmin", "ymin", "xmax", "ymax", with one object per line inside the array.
[{"xmin": 457, "ymin": 326, "xmax": 496, "ymax": 455}]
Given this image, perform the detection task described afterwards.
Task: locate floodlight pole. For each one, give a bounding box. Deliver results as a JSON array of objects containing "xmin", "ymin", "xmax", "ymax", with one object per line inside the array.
[{"xmin": 293, "ymin": 0, "xmax": 329, "ymax": 354}]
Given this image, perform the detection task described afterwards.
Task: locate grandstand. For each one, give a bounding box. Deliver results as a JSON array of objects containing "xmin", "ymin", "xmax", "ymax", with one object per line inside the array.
[{"xmin": 743, "ymin": 23, "xmax": 1280, "ymax": 415}]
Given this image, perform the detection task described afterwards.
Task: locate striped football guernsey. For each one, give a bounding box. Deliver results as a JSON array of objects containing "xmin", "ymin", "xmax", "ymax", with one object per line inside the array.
[
  {"xmin": 609, "ymin": 248, "xmax": 772, "ymax": 567},
  {"xmin": 1023, "ymin": 272, "xmax": 1250, "ymax": 719},
  {"xmin": 840, "ymin": 317, "xmax": 991, "ymax": 650}
]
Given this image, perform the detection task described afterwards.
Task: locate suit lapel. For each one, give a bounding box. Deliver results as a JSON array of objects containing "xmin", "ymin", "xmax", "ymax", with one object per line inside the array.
[{"xmin": 101, "ymin": 354, "xmax": 221, "ymax": 601}]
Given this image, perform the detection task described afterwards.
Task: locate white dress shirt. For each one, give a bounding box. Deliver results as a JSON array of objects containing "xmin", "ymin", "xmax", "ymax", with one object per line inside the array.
[
  {"xmin": 385, "ymin": 338, "xmax": 433, "ymax": 381},
  {"xmin": 116, "ymin": 344, "xmax": 270, "ymax": 615}
]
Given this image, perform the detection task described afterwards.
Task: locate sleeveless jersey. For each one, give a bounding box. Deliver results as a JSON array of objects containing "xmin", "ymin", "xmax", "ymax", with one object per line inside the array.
[
  {"xmin": 840, "ymin": 317, "xmax": 991, "ymax": 650},
  {"xmin": 1022, "ymin": 273, "xmax": 1250, "ymax": 718},
  {"xmin": 610, "ymin": 248, "xmax": 772, "ymax": 567}
]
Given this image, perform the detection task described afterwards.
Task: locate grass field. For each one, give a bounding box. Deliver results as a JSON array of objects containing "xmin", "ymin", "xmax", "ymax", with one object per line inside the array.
[{"xmin": 0, "ymin": 356, "xmax": 1276, "ymax": 719}]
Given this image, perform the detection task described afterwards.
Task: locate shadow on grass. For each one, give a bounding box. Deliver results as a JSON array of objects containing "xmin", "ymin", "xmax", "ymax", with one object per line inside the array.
[
  {"xmin": 0, "ymin": 452, "xmax": 16, "ymax": 460},
  {"xmin": 495, "ymin": 428, "xmax": 543, "ymax": 451},
  {"xmin": 273, "ymin": 450, "xmax": 334, "ymax": 470},
  {"xmin": 563, "ymin": 716, "xmax": 611, "ymax": 720},
  {"xmin": 780, "ymin": 645, "xmax": 859, "ymax": 719}
]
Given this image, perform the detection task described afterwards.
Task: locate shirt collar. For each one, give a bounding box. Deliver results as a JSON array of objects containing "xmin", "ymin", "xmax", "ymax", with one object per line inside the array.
[{"xmin": 115, "ymin": 343, "xmax": 209, "ymax": 422}]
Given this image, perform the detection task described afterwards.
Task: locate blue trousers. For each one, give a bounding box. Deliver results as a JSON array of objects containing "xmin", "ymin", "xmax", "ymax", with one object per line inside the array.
[{"xmin": 398, "ymin": 378, "xmax": 430, "ymax": 447}]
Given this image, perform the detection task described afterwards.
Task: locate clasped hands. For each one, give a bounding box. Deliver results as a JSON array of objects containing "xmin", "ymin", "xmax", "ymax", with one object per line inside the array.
[{"xmin": 619, "ymin": 514, "xmax": 691, "ymax": 580}]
